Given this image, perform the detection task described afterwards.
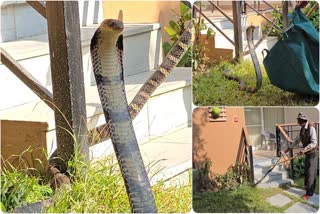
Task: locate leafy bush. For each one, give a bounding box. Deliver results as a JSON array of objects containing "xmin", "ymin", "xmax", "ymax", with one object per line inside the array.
[
  {"xmin": 292, "ymin": 154, "xmax": 319, "ymax": 178},
  {"xmin": 292, "ymin": 156, "xmax": 306, "ymax": 178},
  {"xmin": 262, "ymin": 6, "xmax": 283, "ymax": 37},
  {"xmin": 197, "ymin": 159, "xmax": 250, "ymax": 192},
  {"xmin": 163, "ymin": 2, "xmax": 192, "ymax": 67}
]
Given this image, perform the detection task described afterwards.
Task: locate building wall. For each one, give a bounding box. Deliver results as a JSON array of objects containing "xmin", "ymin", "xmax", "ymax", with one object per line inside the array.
[
  {"xmin": 102, "ymin": 1, "xmax": 181, "ymax": 43},
  {"xmin": 193, "ymin": 107, "xmax": 247, "ymax": 175},
  {"xmin": 0, "ymin": 0, "xmax": 103, "ymax": 42},
  {"xmin": 244, "ymin": 107, "xmax": 319, "ymax": 149}
]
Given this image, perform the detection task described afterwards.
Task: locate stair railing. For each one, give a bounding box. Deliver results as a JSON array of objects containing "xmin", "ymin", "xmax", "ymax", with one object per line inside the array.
[{"xmin": 241, "ymin": 127, "xmax": 255, "ymax": 184}]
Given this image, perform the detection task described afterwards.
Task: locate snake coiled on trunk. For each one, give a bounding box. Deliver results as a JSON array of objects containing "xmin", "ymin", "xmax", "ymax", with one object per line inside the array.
[{"xmin": 90, "ymin": 19, "xmax": 157, "ymax": 213}]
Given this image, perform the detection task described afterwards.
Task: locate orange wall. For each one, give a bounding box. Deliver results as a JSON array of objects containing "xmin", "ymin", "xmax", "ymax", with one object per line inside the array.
[
  {"xmin": 193, "ymin": 107, "xmax": 246, "ymax": 175},
  {"xmin": 102, "ymin": 1, "xmax": 181, "ymax": 42}
]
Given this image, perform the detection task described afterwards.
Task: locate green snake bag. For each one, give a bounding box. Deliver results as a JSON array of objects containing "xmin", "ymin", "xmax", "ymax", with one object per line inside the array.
[{"xmin": 263, "ymin": 8, "xmax": 319, "ymax": 95}]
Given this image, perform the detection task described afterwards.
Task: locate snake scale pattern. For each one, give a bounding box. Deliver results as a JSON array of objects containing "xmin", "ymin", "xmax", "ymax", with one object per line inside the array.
[
  {"xmin": 90, "ymin": 19, "xmax": 191, "ymax": 212},
  {"xmin": 91, "ymin": 21, "xmax": 192, "ymax": 142},
  {"xmin": 223, "ymin": 26, "xmax": 262, "ymax": 93}
]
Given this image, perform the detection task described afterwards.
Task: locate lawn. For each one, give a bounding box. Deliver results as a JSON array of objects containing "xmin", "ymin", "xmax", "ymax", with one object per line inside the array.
[
  {"xmin": 193, "ymin": 184, "xmax": 319, "ymax": 213},
  {"xmin": 293, "ymin": 175, "xmax": 319, "ymax": 194},
  {"xmin": 193, "ymin": 185, "xmax": 285, "ymax": 213},
  {"xmin": 192, "ymin": 60, "xmax": 319, "ymax": 106}
]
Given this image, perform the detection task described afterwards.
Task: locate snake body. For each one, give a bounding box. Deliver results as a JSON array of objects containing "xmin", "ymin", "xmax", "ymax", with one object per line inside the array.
[
  {"xmin": 223, "ymin": 26, "xmax": 262, "ymax": 93},
  {"xmin": 90, "ymin": 19, "xmax": 157, "ymax": 213},
  {"xmin": 91, "ymin": 21, "xmax": 192, "ymax": 142}
]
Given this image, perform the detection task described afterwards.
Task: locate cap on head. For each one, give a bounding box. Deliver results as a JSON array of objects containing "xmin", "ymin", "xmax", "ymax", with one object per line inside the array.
[{"xmin": 296, "ymin": 112, "xmax": 308, "ymax": 121}]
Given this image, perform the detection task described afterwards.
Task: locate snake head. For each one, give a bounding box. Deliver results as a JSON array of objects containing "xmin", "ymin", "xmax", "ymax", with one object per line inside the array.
[{"xmin": 100, "ymin": 19, "xmax": 124, "ymax": 34}]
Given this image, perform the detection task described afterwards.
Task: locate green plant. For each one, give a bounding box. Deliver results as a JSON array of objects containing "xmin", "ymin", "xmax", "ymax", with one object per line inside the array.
[
  {"xmin": 163, "ymin": 2, "xmax": 192, "ymax": 67},
  {"xmin": 46, "ymin": 153, "xmax": 191, "ymax": 213},
  {"xmin": 305, "ymin": 0, "xmax": 319, "ymax": 31},
  {"xmin": 193, "ymin": 186, "xmax": 286, "ymax": 213},
  {"xmin": 262, "ymin": 6, "xmax": 283, "ymax": 37},
  {"xmin": 192, "ymin": 2, "xmax": 215, "ymax": 74},
  {"xmin": 292, "ymin": 156, "xmax": 306, "ymax": 178},
  {"xmin": 1, "ymin": 166, "xmax": 53, "ymax": 212},
  {"xmin": 197, "ymin": 159, "xmax": 250, "ymax": 192}
]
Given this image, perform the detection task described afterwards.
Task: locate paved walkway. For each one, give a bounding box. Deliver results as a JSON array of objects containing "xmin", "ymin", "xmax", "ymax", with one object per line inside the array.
[{"xmin": 265, "ymin": 187, "xmax": 319, "ymax": 213}]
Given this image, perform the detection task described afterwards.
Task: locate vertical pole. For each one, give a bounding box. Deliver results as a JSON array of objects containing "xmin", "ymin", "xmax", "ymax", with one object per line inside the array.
[
  {"xmin": 276, "ymin": 126, "xmax": 281, "ymax": 157},
  {"xmin": 289, "ymin": 148, "xmax": 294, "ymax": 179},
  {"xmin": 282, "ymin": 1, "xmax": 289, "ymax": 30},
  {"xmin": 232, "ymin": 1, "xmax": 243, "ymax": 62},
  {"xmin": 46, "ymin": 1, "xmax": 89, "ymax": 171}
]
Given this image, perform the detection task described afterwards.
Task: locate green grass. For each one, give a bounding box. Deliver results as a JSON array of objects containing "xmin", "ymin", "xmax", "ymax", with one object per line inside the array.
[
  {"xmin": 193, "ymin": 184, "xmax": 320, "ymax": 213},
  {"xmin": 193, "ymin": 185, "xmax": 285, "ymax": 213},
  {"xmin": 293, "ymin": 175, "xmax": 319, "ymax": 194},
  {"xmin": 1, "ymin": 167, "xmax": 53, "ymax": 212},
  {"xmin": 193, "ymin": 60, "xmax": 319, "ymax": 106},
  {"xmin": 47, "ymin": 156, "xmax": 191, "ymax": 213},
  {"xmin": 1, "ymin": 155, "xmax": 191, "ymax": 213}
]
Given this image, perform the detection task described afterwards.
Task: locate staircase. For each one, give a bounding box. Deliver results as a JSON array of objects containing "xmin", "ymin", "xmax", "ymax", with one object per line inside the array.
[{"xmin": 253, "ymin": 155, "xmax": 293, "ymax": 188}]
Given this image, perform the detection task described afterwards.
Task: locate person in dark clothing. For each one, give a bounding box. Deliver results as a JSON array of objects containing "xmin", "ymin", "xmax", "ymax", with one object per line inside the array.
[{"xmin": 285, "ymin": 112, "xmax": 318, "ymax": 200}]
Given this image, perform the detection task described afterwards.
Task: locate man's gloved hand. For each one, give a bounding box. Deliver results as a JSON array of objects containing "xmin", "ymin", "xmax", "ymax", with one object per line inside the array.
[{"xmin": 299, "ymin": 150, "xmax": 306, "ymax": 155}]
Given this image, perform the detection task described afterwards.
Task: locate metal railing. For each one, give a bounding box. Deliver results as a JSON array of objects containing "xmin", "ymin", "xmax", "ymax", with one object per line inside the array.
[
  {"xmin": 193, "ymin": 1, "xmax": 243, "ymax": 61},
  {"xmin": 193, "ymin": 1, "xmax": 298, "ymax": 61},
  {"xmin": 275, "ymin": 122, "xmax": 320, "ymax": 178},
  {"xmin": 241, "ymin": 127, "xmax": 254, "ymax": 184}
]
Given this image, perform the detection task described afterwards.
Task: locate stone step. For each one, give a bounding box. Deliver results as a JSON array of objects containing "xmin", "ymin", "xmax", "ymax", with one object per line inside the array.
[
  {"xmin": 256, "ymin": 178, "xmax": 293, "ymax": 189},
  {"xmin": 254, "ymin": 164, "xmax": 287, "ymax": 174},
  {"xmin": 254, "ymin": 171, "xmax": 289, "ymax": 183}
]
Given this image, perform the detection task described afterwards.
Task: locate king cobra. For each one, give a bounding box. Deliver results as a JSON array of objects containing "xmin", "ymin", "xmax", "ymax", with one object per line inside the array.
[
  {"xmin": 223, "ymin": 26, "xmax": 262, "ymax": 93},
  {"xmin": 90, "ymin": 19, "xmax": 157, "ymax": 213}
]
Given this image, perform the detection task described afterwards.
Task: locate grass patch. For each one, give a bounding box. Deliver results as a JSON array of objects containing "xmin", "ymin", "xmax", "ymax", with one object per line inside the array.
[
  {"xmin": 1, "ymin": 156, "xmax": 191, "ymax": 213},
  {"xmin": 193, "ymin": 60, "xmax": 319, "ymax": 106},
  {"xmin": 1, "ymin": 167, "xmax": 53, "ymax": 212},
  {"xmin": 193, "ymin": 185, "xmax": 286, "ymax": 213},
  {"xmin": 293, "ymin": 175, "xmax": 319, "ymax": 194}
]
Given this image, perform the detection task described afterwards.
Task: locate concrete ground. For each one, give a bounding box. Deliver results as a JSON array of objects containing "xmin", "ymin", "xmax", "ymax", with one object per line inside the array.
[{"xmin": 266, "ymin": 187, "xmax": 319, "ymax": 213}]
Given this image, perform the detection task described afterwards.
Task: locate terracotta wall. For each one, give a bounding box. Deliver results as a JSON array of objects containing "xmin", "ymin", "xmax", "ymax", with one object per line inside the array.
[
  {"xmin": 193, "ymin": 107, "xmax": 247, "ymax": 175},
  {"xmin": 102, "ymin": 1, "xmax": 181, "ymax": 42}
]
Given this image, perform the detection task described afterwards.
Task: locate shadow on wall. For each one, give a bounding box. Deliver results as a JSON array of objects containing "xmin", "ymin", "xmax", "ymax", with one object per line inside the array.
[{"xmin": 192, "ymin": 108, "xmax": 210, "ymax": 169}]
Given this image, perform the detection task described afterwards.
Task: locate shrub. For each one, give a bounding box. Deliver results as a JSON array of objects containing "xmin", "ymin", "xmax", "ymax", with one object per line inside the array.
[{"xmin": 197, "ymin": 159, "xmax": 251, "ymax": 192}]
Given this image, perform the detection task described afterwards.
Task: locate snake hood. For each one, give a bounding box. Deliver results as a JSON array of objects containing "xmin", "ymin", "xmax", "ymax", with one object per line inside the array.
[{"xmin": 90, "ymin": 19, "xmax": 157, "ymax": 213}]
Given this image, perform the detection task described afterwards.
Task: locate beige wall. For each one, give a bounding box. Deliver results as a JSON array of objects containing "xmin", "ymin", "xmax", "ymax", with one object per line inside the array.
[
  {"xmin": 193, "ymin": 107, "xmax": 247, "ymax": 175},
  {"xmin": 102, "ymin": 1, "xmax": 181, "ymax": 42},
  {"xmin": 284, "ymin": 107, "xmax": 319, "ymax": 124}
]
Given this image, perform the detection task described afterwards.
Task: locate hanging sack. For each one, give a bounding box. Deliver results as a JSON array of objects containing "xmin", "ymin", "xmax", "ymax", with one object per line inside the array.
[{"xmin": 263, "ymin": 8, "xmax": 319, "ymax": 95}]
